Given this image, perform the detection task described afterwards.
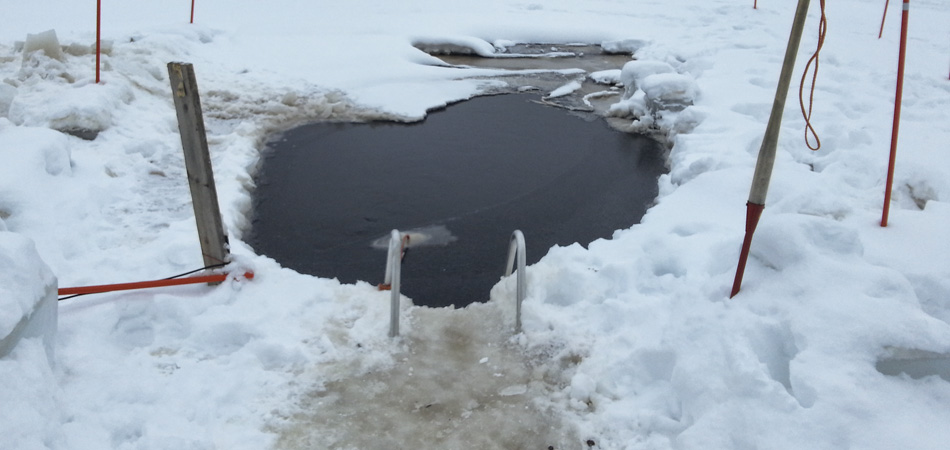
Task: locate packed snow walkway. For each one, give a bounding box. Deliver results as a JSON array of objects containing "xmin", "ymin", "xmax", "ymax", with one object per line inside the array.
[{"xmin": 272, "ymin": 302, "xmax": 580, "ymax": 449}]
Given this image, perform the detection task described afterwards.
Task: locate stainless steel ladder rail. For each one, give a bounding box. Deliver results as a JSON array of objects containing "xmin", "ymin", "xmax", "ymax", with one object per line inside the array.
[
  {"xmin": 381, "ymin": 229, "xmax": 409, "ymax": 337},
  {"xmin": 382, "ymin": 229, "xmax": 524, "ymax": 336},
  {"xmin": 504, "ymin": 230, "xmax": 527, "ymax": 333}
]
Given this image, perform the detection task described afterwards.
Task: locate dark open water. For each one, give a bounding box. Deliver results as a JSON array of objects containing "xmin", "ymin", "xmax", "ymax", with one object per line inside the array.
[{"xmin": 247, "ymin": 94, "xmax": 666, "ymax": 307}]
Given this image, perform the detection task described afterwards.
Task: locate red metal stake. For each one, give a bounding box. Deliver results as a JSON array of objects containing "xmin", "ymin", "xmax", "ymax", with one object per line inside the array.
[
  {"xmin": 879, "ymin": 0, "xmax": 890, "ymax": 39},
  {"xmin": 731, "ymin": 202, "xmax": 765, "ymax": 297},
  {"xmin": 881, "ymin": 0, "xmax": 909, "ymax": 227},
  {"xmin": 191, "ymin": 0, "xmax": 196, "ymax": 24},
  {"xmin": 96, "ymin": 0, "xmax": 101, "ymax": 83}
]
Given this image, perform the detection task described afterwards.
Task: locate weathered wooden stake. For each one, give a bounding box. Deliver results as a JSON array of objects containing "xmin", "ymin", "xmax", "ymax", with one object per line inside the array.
[
  {"xmin": 731, "ymin": 0, "xmax": 812, "ymax": 298},
  {"xmin": 167, "ymin": 62, "xmax": 230, "ymax": 270}
]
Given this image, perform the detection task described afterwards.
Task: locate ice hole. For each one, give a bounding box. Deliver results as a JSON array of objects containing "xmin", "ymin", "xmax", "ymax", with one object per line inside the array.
[{"xmin": 248, "ymin": 93, "xmax": 666, "ymax": 307}]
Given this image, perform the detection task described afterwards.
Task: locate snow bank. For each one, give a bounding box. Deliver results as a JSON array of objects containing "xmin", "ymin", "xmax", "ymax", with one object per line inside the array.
[
  {"xmin": 641, "ymin": 73, "xmax": 699, "ymax": 112},
  {"xmin": 0, "ymin": 231, "xmax": 57, "ymax": 362},
  {"xmin": 620, "ymin": 60, "xmax": 675, "ymax": 97},
  {"xmin": 411, "ymin": 35, "xmax": 497, "ymax": 57},
  {"xmin": 601, "ymin": 38, "xmax": 650, "ymax": 55},
  {"xmin": 0, "ymin": 135, "xmax": 60, "ymax": 450},
  {"xmin": 0, "ymin": 119, "xmax": 73, "ymax": 239},
  {"xmin": 608, "ymin": 60, "xmax": 699, "ymax": 135},
  {"xmin": 0, "ymin": 338, "xmax": 64, "ymax": 449}
]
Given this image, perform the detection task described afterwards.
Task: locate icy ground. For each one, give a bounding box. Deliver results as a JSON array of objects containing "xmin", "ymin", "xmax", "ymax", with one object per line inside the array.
[{"xmin": 2, "ymin": 0, "xmax": 950, "ymax": 449}]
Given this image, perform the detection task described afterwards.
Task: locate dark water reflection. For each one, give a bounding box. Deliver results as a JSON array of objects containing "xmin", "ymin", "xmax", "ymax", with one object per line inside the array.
[{"xmin": 248, "ymin": 94, "xmax": 666, "ymax": 307}]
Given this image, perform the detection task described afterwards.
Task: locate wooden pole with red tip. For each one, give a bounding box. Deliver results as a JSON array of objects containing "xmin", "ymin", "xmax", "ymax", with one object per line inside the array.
[
  {"xmin": 731, "ymin": 0, "xmax": 812, "ymax": 298},
  {"xmin": 880, "ymin": 0, "xmax": 910, "ymax": 227}
]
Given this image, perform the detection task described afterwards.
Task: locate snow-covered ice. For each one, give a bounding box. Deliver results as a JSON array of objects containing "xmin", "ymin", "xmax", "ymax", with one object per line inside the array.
[{"xmin": 1, "ymin": 0, "xmax": 950, "ymax": 449}]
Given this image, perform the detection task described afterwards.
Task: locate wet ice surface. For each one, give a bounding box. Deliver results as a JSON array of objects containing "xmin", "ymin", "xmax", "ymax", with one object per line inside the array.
[
  {"xmin": 272, "ymin": 302, "xmax": 580, "ymax": 449},
  {"xmin": 423, "ymin": 43, "xmax": 636, "ymax": 116},
  {"xmin": 429, "ymin": 43, "xmax": 634, "ymax": 73}
]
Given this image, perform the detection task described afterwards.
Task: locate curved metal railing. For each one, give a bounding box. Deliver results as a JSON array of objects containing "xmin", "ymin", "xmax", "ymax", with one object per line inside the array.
[
  {"xmin": 380, "ymin": 229, "xmax": 524, "ymax": 336},
  {"xmin": 504, "ymin": 230, "xmax": 526, "ymax": 333},
  {"xmin": 380, "ymin": 229, "xmax": 409, "ymax": 337}
]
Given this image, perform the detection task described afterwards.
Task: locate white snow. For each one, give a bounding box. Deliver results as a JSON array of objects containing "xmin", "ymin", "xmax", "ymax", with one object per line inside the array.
[
  {"xmin": 590, "ymin": 69, "xmax": 622, "ymax": 85},
  {"xmin": 640, "ymin": 73, "xmax": 700, "ymax": 112},
  {"xmin": 2, "ymin": 0, "xmax": 950, "ymax": 449},
  {"xmin": 601, "ymin": 39, "xmax": 651, "ymax": 55},
  {"xmin": 547, "ymin": 80, "xmax": 583, "ymax": 99},
  {"xmin": 620, "ymin": 60, "xmax": 676, "ymax": 97},
  {"xmin": 0, "ymin": 231, "xmax": 57, "ymax": 358}
]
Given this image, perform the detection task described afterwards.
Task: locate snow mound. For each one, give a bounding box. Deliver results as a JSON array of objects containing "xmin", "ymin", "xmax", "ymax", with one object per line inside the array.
[
  {"xmin": 641, "ymin": 73, "xmax": 698, "ymax": 113},
  {"xmin": 0, "ymin": 231, "xmax": 57, "ymax": 361},
  {"xmin": 601, "ymin": 38, "xmax": 650, "ymax": 55},
  {"xmin": 411, "ymin": 36, "xmax": 497, "ymax": 57},
  {"xmin": 546, "ymin": 80, "xmax": 583, "ymax": 99},
  {"xmin": 589, "ymin": 69, "xmax": 622, "ymax": 85},
  {"xmin": 0, "ymin": 119, "xmax": 71, "ymax": 178},
  {"xmin": 621, "ymin": 60, "xmax": 676, "ymax": 97},
  {"xmin": 8, "ymin": 79, "xmax": 132, "ymax": 136}
]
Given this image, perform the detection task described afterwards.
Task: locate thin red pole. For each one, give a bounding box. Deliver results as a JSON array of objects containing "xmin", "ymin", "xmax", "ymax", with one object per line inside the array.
[
  {"xmin": 879, "ymin": 0, "xmax": 890, "ymax": 38},
  {"xmin": 96, "ymin": 0, "xmax": 101, "ymax": 83},
  {"xmin": 58, "ymin": 271, "xmax": 254, "ymax": 296},
  {"xmin": 881, "ymin": 0, "xmax": 909, "ymax": 227},
  {"xmin": 190, "ymin": 0, "xmax": 195, "ymax": 24}
]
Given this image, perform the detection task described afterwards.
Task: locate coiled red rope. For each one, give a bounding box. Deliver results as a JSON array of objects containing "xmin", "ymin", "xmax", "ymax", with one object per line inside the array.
[{"xmin": 798, "ymin": 0, "xmax": 827, "ymax": 151}]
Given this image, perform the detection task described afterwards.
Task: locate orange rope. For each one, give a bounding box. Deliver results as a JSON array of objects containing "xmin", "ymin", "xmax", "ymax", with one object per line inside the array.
[
  {"xmin": 798, "ymin": 0, "xmax": 827, "ymax": 151},
  {"xmin": 58, "ymin": 271, "xmax": 254, "ymax": 297}
]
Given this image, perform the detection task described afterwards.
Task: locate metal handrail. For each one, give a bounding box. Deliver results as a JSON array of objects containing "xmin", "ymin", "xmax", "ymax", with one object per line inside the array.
[
  {"xmin": 381, "ymin": 229, "xmax": 409, "ymax": 337},
  {"xmin": 504, "ymin": 230, "xmax": 526, "ymax": 333}
]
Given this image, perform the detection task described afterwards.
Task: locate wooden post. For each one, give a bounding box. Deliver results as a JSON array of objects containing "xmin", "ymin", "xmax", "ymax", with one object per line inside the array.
[{"xmin": 167, "ymin": 62, "xmax": 230, "ymax": 270}]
